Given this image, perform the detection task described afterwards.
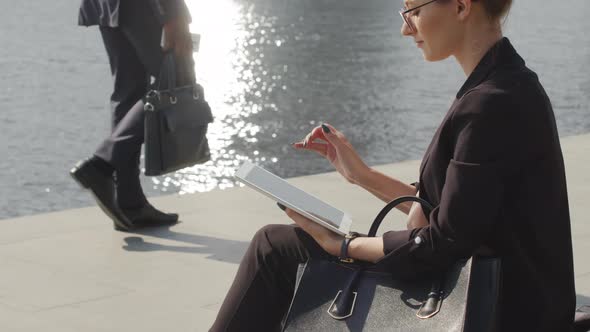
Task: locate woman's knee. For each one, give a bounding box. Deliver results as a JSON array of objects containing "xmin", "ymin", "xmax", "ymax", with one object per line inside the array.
[
  {"xmin": 250, "ymin": 224, "xmax": 299, "ymax": 256},
  {"xmin": 253, "ymin": 224, "xmax": 294, "ymax": 244}
]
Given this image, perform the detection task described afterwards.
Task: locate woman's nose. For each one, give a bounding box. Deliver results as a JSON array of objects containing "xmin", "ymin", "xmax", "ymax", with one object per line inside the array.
[{"xmin": 401, "ymin": 21, "xmax": 413, "ymax": 36}]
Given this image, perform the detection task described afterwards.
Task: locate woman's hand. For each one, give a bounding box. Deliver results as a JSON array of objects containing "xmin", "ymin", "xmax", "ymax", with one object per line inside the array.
[
  {"xmin": 280, "ymin": 205, "xmax": 343, "ymax": 257},
  {"xmin": 162, "ymin": 17, "xmax": 192, "ymax": 57},
  {"xmin": 280, "ymin": 205, "xmax": 386, "ymax": 263},
  {"xmin": 293, "ymin": 123, "xmax": 370, "ymax": 185}
]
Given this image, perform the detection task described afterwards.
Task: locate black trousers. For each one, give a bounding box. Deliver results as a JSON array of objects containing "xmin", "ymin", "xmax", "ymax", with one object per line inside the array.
[
  {"xmin": 93, "ymin": 2, "xmax": 163, "ymax": 208},
  {"xmin": 210, "ymin": 224, "xmax": 332, "ymax": 332}
]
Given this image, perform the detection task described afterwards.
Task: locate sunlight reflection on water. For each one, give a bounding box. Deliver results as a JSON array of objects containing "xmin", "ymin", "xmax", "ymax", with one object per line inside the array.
[
  {"xmin": 153, "ymin": 0, "xmax": 277, "ymax": 194},
  {"xmin": 142, "ymin": 0, "xmax": 590, "ymax": 197},
  {"xmin": 2, "ymin": 0, "xmax": 588, "ymax": 218}
]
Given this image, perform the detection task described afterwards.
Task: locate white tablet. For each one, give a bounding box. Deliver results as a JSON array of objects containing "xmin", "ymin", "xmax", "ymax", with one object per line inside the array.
[{"xmin": 235, "ymin": 161, "xmax": 352, "ymax": 236}]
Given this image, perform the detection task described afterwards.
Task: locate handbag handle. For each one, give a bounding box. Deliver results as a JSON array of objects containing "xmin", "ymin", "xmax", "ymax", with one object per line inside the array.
[
  {"xmin": 368, "ymin": 195, "xmax": 434, "ymax": 237},
  {"xmin": 157, "ymin": 52, "xmax": 178, "ymax": 91},
  {"xmin": 154, "ymin": 52, "xmax": 203, "ymax": 103},
  {"xmin": 329, "ymin": 196, "xmax": 439, "ymax": 321},
  {"xmin": 366, "ymin": 196, "xmax": 443, "ymax": 319}
]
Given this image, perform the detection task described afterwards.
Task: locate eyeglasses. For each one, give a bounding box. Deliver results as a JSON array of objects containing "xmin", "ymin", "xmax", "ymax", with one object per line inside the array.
[{"xmin": 399, "ymin": 0, "xmax": 439, "ymax": 33}]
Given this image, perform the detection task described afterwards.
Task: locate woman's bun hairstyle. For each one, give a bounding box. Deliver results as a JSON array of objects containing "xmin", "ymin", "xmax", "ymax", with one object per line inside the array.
[{"xmin": 479, "ymin": 0, "xmax": 513, "ymax": 20}]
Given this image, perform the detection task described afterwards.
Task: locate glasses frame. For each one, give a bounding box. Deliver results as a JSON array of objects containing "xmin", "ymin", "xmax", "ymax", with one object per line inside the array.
[{"xmin": 399, "ymin": 0, "xmax": 439, "ymax": 33}]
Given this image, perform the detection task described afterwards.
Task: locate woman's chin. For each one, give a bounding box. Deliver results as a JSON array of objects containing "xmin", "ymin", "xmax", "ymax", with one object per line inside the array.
[
  {"xmin": 422, "ymin": 50, "xmax": 449, "ymax": 62},
  {"xmin": 421, "ymin": 51, "xmax": 436, "ymax": 62}
]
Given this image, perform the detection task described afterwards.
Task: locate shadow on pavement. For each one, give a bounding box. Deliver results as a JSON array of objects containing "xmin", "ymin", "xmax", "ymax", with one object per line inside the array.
[{"xmin": 121, "ymin": 225, "xmax": 250, "ymax": 264}]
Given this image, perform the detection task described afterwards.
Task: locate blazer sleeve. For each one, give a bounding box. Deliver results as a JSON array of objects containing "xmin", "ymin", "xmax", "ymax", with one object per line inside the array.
[
  {"xmin": 377, "ymin": 88, "xmax": 529, "ymax": 279},
  {"xmin": 149, "ymin": 0, "xmax": 192, "ymax": 24}
]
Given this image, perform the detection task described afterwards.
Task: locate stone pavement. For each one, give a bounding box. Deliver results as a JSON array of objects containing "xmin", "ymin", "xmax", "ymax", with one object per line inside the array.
[{"xmin": 1, "ymin": 134, "xmax": 589, "ymax": 331}]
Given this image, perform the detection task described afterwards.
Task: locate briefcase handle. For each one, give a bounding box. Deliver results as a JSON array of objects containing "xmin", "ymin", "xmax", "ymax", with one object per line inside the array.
[
  {"xmin": 153, "ymin": 52, "xmax": 204, "ymax": 104},
  {"xmin": 368, "ymin": 195, "xmax": 434, "ymax": 237},
  {"xmin": 157, "ymin": 52, "xmax": 180, "ymax": 91}
]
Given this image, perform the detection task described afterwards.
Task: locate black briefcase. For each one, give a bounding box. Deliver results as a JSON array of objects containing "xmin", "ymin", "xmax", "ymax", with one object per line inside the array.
[
  {"xmin": 283, "ymin": 196, "xmax": 502, "ymax": 332},
  {"xmin": 143, "ymin": 52, "xmax": 213, "ymax": 176}
]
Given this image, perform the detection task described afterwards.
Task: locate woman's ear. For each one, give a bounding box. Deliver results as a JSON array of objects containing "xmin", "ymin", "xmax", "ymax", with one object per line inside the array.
[{"xmin": 456, "ymin": 0, "xmax": 472, "ymax": 20}]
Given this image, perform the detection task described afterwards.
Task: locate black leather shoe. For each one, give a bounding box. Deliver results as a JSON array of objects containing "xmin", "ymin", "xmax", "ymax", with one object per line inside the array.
[
  {"xmin": 70, "ymin": 158, "xmax": 135, "ymax": 232},
  {"xmin": 121, "ymin": 203, "xmax": 179, "ymax": 228}
]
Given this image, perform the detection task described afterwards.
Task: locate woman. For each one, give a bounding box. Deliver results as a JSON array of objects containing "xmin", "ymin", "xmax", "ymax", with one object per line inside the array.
[{"xmin": 211, "ymin": 0, "xmax": 576, "ymax": 331}]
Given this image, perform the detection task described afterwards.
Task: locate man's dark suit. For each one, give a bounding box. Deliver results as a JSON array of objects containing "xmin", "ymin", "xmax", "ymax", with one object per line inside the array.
[
  {"xmin": 78, "ymin": 0, "xmax": 191, "ymax": 208},
  {"xmin": 79, "ymin": 0, "xmax": 189, "ymax": 27}
]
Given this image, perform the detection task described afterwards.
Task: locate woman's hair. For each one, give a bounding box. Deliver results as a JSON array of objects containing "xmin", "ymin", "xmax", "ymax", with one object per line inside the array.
[{"xmin": 478, "ymin": 0, "xmax": 513, "ymax": 20}]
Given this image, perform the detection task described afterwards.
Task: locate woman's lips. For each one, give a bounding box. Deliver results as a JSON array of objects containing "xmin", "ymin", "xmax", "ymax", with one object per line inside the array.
[{"xmin": 416, "ymin": 41, "xmax": 424, "ymax": 48}]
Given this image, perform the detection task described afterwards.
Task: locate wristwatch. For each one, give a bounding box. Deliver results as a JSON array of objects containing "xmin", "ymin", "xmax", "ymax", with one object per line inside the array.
[{"xmin": 339, "ymin": 232, "xmax": 361, "ymax": 263}]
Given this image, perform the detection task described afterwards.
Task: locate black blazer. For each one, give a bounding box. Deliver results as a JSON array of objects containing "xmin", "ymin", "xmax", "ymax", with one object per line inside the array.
[
  {"xmin": 78, "ymin": 0, "xmax": 190, "ymax": 27},
  {"xmin": 379, "ymin": 38, "xmax": 575, "ymax": 331}
]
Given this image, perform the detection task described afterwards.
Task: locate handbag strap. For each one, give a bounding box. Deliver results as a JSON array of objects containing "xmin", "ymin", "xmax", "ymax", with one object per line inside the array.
[
  {"xmin": 157, "ymin": 52, "xmax": 177, "ymax": 91},
  {"xmin": 365, "ymin": 195, "xmax": 443, "ymax": 319},
  {"xmin": 368, "ymin": 195, "xmax": 434, "ymax": 237}
]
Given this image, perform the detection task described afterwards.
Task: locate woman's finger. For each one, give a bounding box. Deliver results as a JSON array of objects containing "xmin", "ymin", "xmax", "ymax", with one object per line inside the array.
[
  {"xmin": 303, "ymin": 133, "xmax": 312, "ymax": 147},
  {"xmin": 296, "ymin": 124, "xmax": 333, "ymax": 148},
  {"xmin": 294, "ymin": 123, "xmax": 345, "ymax": 153},
  {"xmin": 319, "ymin": 123, "xmax": 345, "ymax": 149},
  {"xmin": 326, "ymin": 123, "xmax": 351, "ymax": 145},
  {"xmin": 285, "ymin": 208, "xmax": 324, "ymax": 239},
  {"xmin": 307, "ymin": 126, "xmax": 327, "ymax": 143},
  {"xmin": 306, "ymin": 142, "xmax": 328, "ymax": 157},
  {"xmin": 284, "ymin": 208, "xmax": 310, "ymax": 228},
  {"xmin": 292, "ymin": 141, "xmax": 328, "ymax": 157},
  {"xmin": 301, "ymin": 125, "xmax": 331, "ymax": 147},
  {"xmin": 322, "ymin": 123, "xmax": 345, "ymax": 138},
  {"xmin": 292, "ymin": 142, "xmax": 305, "ymax": 149},
  {"xmin": 282, "ymin": 207, "xmax": 343, "ymax": 257}
]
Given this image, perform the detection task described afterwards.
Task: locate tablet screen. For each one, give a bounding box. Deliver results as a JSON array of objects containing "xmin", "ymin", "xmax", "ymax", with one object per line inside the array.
[{"xmin": 237, "ymin": 163, "xmax": 346, "ymax": 229}]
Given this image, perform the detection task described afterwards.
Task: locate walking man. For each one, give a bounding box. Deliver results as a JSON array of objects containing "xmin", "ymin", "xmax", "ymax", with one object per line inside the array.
[{"xmin": 71, "ymin": 0, "xmax": 193, "ymax": 231}]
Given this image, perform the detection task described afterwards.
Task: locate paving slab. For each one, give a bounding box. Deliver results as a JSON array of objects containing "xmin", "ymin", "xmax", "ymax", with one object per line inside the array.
[{"xmin": 1, "ymin": 134, "xmax": 589, "ymax": 331}]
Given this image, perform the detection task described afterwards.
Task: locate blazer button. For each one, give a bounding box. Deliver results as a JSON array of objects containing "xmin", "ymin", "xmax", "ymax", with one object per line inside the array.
[{"xmin": 414, "ymin": 236, "xmax": 423, "ymax": 245}]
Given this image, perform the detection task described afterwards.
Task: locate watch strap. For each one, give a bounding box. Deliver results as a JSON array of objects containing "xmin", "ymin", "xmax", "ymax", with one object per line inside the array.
[{"xmin": 339, "ymin": 232, "xmax": 360, "ymax": 263}]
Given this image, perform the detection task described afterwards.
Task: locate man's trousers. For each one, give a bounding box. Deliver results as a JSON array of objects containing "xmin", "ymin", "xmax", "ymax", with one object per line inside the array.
[{"xmin": 93, "ymin": 3, "xmax": 163, "ymax": 208}]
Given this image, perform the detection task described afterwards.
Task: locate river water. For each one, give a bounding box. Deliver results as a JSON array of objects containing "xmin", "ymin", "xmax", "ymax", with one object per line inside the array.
[{"xmin": 0, "ymin": 0, "xmax": 588, "ymax": 218}]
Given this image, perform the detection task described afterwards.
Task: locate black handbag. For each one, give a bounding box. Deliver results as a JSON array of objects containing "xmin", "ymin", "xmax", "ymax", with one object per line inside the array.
[
  {"xmin": 283, "ymin": 196, "xmax": 502, "ymax": 332},
  {"xmin": 143, "ymin": 52, "xmax": 213, "ymax": 176}
]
